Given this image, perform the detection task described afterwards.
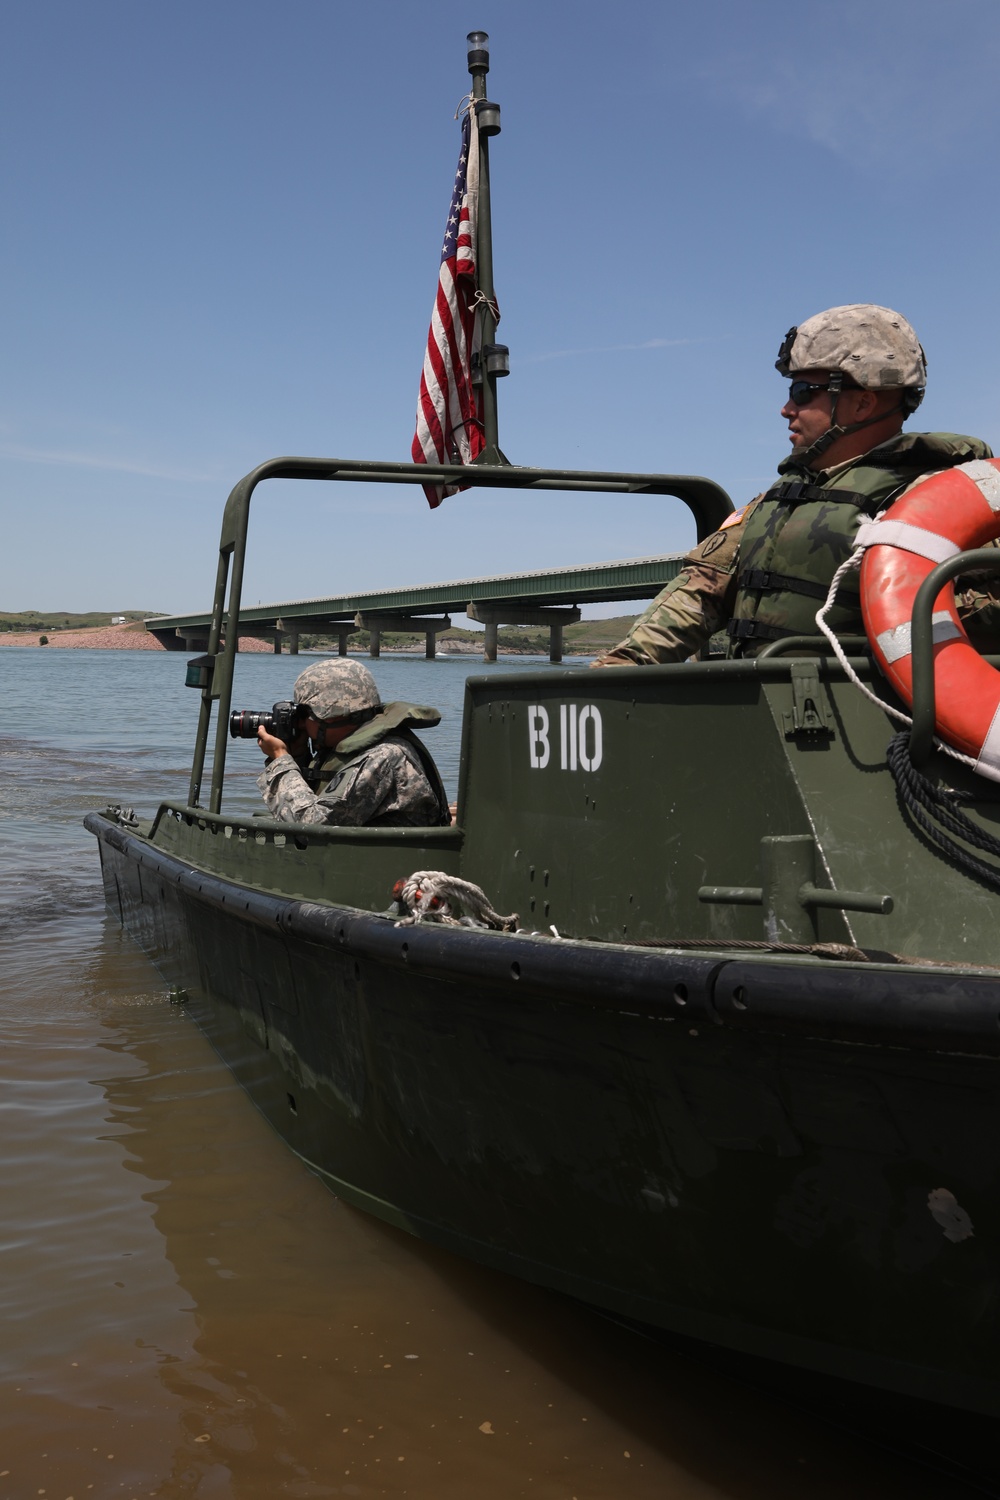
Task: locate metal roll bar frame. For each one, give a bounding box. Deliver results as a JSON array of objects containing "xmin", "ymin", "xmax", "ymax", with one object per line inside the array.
[{"xmin": 188, "ymin": 457, "xmax": 734, "ymax": 812}]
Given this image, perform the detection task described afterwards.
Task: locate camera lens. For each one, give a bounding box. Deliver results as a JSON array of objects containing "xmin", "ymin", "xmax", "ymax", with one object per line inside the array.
[{"xmin": 229, "ymin": 710, "xmax": 272, "ymax": 739}]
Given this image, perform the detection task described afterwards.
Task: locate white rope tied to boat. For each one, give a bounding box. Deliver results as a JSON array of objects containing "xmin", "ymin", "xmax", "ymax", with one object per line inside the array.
[
  {"xmin": 106, "ymin": 803, "xmax": 139, "ymax": 829},
  {"xmin": 392, "ymin": 870, "xmax": 518, "ymax": 931},
  {"xmin": 814, "ymin": 544, "xmax": 977, "ymax": 771}
]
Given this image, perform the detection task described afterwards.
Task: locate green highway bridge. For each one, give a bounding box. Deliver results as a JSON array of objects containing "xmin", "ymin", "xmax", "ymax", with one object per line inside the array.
[{"xmin": 146, "ymin": 552, "xmax": 684, "ymax": 663}]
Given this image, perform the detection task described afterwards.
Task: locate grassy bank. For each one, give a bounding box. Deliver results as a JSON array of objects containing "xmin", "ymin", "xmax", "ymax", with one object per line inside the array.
[{"xmin": 0, "ymin": 609, "xmax": 165, "ymax": 634}]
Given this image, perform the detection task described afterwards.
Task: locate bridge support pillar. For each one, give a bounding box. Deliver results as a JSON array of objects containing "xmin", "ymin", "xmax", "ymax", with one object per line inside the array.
[
  {"xmin": 337, "ymin": 628, "xmax": 352, "ymax": 657},
  {"xmin": 276, "ymin": 620, "xmax": 300, "ymax": 655},
  {"xmin": 418, "ymin": 616, "xmax": 453, "ymax": 658},
  {"xmin": 369, "ymin": 628, "xmax": 381, "ymax": 659},
  {"xmin": 468, "ymin": 604, "xmax": 581, "ymax": 663},
  {"xmin": 178, "ymin": 628, "xmax": 211, "ymax": 651},
  {"xmin": 149, "ymin": 628, "xmax": 188, "ymax": 651},
  {"xmin": 355, "ymin": 612, "xmax": 451, "ymax": 659},
  {"xmin": 273, "ymin": 634, "xmax": 282, "ymax": 654}
]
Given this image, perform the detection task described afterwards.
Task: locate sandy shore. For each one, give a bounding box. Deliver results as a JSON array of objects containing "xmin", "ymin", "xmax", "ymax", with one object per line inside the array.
[{"xmin": 0, "ymin": 623, "xmax": 274, "ymax": 651}]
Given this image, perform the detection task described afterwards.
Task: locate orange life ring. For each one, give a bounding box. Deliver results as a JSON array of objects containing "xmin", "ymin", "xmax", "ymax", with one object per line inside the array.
[{"xmin": 858, "ymin": 458, "xmax": 1000, "ymax": 771}]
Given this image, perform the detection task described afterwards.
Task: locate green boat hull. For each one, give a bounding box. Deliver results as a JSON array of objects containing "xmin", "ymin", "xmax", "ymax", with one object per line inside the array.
[{"xmin": 86, "ymin": 654, "xmax": 1000, "ymax": 1419}]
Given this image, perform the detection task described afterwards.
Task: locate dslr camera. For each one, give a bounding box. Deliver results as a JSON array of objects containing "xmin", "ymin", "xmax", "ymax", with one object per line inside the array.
[{"xmin": 229, "ymin": 700, "xmax": 305, "ymax": 744}]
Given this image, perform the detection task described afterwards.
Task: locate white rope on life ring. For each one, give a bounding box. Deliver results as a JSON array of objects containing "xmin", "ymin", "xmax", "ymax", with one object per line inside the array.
[{"xmin": 854, "ymin": 458, "xmax": 1000, "ymax": 779}]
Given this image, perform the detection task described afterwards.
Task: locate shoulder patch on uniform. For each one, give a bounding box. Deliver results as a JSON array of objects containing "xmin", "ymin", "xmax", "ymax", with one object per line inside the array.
[{"xmin": 720, "ymin": 505, "xmax": 748, "ymax": 530}]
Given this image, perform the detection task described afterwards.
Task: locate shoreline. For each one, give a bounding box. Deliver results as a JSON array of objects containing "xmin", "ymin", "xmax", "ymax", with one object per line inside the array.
[{"xmin": 0, "ymin": 623, "xmax": 273, "ymax": 651}]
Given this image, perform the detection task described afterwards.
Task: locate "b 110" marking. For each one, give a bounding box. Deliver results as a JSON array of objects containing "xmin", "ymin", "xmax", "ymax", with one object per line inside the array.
[{"xmin": 527, "ymin": 704, "xmax": 603, "ymax": 771}]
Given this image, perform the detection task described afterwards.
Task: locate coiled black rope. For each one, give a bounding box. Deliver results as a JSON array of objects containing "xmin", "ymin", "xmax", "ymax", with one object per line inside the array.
[{"xmin": 886, "ymin": 730, "xmax": 1000, "ymax": 892}]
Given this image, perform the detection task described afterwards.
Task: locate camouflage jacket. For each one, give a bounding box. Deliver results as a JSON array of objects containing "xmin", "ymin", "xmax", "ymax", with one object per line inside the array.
[
  {"xmin": 595, "ymin": 431, "xmax": 998, "ymax": 664},
  {"xmin": 257, "ymin": 702, "xmax": 450, "ymax": 827}
]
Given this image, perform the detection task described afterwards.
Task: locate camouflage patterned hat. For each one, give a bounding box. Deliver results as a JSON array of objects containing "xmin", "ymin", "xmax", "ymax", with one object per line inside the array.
[
  {"xmin": 775, "ymin": 304, "xmax": 927, "ymax": 404},
  {"xmin": 292, "ymin": 659, "xmax": 382, "ymax": 719}
]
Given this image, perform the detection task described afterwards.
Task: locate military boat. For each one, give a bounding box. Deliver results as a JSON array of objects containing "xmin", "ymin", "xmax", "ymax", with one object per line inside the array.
[
  {"xmin": 85, "ymin": 445, "xmax": 1000, "ymax": 1423},
  {"xmin": 86, "ymin": 32, "xmax": 1000, "ymax": 1430}
]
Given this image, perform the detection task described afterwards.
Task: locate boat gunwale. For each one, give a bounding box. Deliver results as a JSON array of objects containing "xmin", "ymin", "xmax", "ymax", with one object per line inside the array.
[
  {"xmin": 86, "ymin": 810, "xmax": 1000, "ymax": 1057},
  {"xmin": 147, "ymin": 800, "xmax": 466, "ymax": 845}
]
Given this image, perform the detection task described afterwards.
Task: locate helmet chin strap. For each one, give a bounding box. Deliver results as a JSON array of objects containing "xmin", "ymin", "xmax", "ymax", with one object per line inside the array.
[{"xmin": 797, "ymin": 372, "xmax": 904, "ymax": 468}]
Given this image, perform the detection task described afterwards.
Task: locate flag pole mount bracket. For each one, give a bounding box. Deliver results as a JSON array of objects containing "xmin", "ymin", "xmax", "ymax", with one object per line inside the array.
[{"xmin": 473, "ymin": 445, "xmax": 511, "ymax": 467}]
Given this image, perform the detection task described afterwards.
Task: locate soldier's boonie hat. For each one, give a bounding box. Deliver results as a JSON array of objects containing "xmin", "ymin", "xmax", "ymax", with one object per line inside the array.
[
  {"xmin": 292, "ymin": 660, "xmax": 382, "ymax": 720},
  {"xmin": 775, "ymin": 304, "xmax": 927, "ymax": 400}
]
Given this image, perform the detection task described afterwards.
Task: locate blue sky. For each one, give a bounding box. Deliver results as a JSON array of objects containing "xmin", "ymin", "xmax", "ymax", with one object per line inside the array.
[{"xmin": 2, "ymin": 0, "xmax": 999, "ymax": 615}]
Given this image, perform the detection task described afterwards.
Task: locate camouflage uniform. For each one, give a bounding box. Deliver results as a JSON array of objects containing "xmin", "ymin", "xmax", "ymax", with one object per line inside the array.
[
  {"xmin": 596, "ymin": 431, "xmax": 999, "ymax": 664},
  {"xmin": 594, "ymin": 507, "xmax": 746, "ymax": 665},
  {"xmin": 256, "ymin": 659, "xmax": 449, "ymax": 827},
  {"xmin": 597, "ymin": 304, "xmax": 1000, "ymax": 663},
  {"xmin": 258, "ymin": 727, "xmax": 448, "ymax": 827}
]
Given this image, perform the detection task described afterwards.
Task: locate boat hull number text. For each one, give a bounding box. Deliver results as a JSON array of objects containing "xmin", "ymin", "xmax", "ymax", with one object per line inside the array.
[{"xmin": 527, "ymin": 704, "xmax": 603, "ymax": 772}]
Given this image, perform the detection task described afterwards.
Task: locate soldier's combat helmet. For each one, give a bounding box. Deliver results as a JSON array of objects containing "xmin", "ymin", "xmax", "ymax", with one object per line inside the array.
[
  {"xmin": 776, "ymin": 304, "xmax": 927, "ymax": 412},
  {"xmin": 292, "ymin": 660, "xmax": 382, "ymax": 721}
]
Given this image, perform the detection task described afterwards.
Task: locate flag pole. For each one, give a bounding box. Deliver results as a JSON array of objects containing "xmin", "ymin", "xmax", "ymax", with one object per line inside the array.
[{"xmin": 466, "ymin": 31, "xmax": 508, "ymax": 465}]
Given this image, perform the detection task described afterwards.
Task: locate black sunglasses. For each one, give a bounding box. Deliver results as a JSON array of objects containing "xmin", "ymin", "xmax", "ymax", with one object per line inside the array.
[
  {"xmin": 787, "ymin": 379, "xmax": 832, "ymax": 406},
  {"xmin": 787, "ymin": 377, "xmax": 860, "ymax": 407}
]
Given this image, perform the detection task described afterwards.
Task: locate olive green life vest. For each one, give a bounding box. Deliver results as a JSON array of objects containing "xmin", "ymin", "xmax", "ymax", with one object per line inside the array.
[
  {"xmin": 727, "ymin": 432, "xmax": 994, "ymax": 651},
  {"xmin": 307, "ymin": 700, "xmax": 450, "ymax": 824}
]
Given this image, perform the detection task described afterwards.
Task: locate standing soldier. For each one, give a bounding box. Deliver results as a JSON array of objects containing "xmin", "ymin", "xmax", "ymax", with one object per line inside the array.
[{"xmin": 594, "ymin": 304, "xmax": 997, "ymax": 664}]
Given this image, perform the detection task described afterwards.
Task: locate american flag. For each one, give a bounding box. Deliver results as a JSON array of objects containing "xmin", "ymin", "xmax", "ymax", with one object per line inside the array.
[{"xmin": 411, "ymin": 108, "xmax": 486, "ymax": 507}]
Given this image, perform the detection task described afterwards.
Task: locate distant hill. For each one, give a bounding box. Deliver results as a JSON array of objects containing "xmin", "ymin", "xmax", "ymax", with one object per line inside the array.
[{"xmin": 0, "ymin": 610, "xmax": 165, "ymax": 633}]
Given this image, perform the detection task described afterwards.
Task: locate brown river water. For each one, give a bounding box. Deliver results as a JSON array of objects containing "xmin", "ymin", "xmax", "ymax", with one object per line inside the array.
[{"xmin": 0, "ymin": 649, "xmax": 989, "ymax": 1498}]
